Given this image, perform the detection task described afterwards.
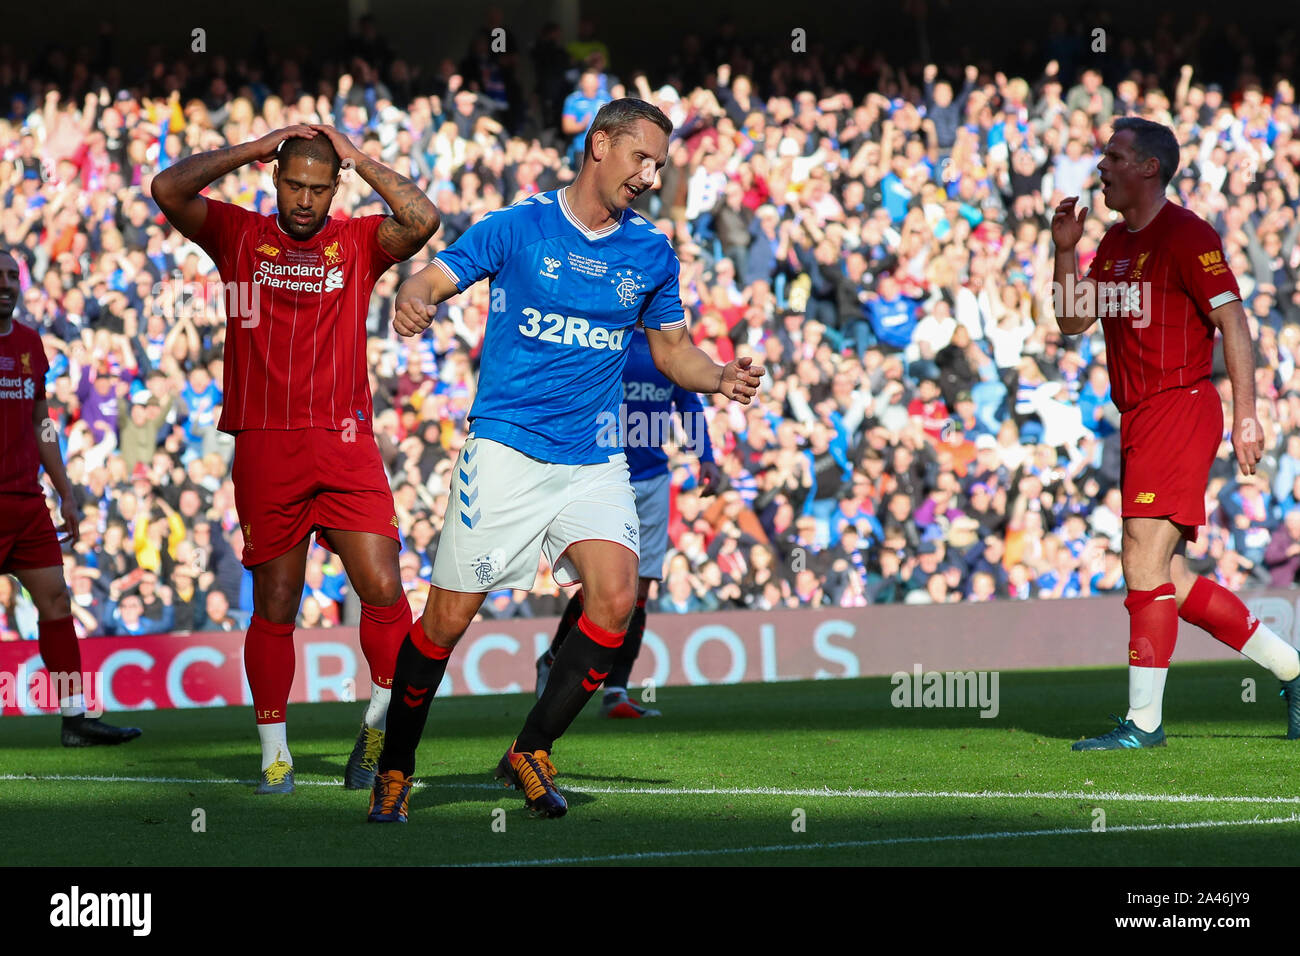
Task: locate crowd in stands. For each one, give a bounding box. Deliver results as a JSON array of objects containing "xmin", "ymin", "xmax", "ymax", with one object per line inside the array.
[{"xmin": 1, "ymin": 16, "xmax": 1299, "ymax": 639}]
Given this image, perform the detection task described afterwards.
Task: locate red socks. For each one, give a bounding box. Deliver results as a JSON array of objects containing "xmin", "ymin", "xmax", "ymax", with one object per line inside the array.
[
  {"xmin": 1178, "ymin": 576, "xmax": 1259, "ymax": 651},
  {"xmin": 359, "ymin": 596, "xmax": 413, "ymax": 688},
  {"xmin": 245, "ymin": 614, "xmax": 296, "ymax": 724},
  {"xmin": 1125, "ymin": 583, "xmax": 1178, "ymax": 668},
  {"xmin": 407, "ymin": 616, "xmax": 452, "ymax": 661},
  {"xmin": 577, "ymin": 611, "xmax": 625, "ymax": 649},
  {"xmin": 38, "ymin": 615, "xmax": 81, "ymax": 678}
]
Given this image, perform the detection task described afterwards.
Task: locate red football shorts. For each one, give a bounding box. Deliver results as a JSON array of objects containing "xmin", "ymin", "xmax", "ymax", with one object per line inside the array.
[
  {"xmin": 0, "ymin": 492, "xmax": 65, "ymax": 573},
  {"xmin": 1119, "ymin": 381, "xmax": 1223, "ymax": 541},
  {"xmin": 231, "ymin": 429, "xmax": 400, "ymax": 568}
]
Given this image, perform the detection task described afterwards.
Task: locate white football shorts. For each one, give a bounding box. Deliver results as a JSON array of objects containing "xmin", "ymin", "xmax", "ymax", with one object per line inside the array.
[{"xmin": 431, "ymin": 435, "xmax": 640, "ymax": 592}]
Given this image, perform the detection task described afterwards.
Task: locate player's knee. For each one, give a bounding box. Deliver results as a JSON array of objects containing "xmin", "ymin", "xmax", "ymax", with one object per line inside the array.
[
  {"xmin": 420, "ymin": 594, "xmax": 477, "ymax": 644},
  {"xmin": 256, "ymin": 586, "xmax": 302, "ymax": 625},
  {"xmin": 422, "ymin": 612, "xmax": 473, "ymax": 649},
  {"xmin": 40, "ymin": 590, "xmax": 73, "ymax": 620},
  {"xmin": 355, "ymin": 573, "xmax": 403, "ymax": 608},
  {"xmin": 588, "ymin": 587, "xmax": 636, "ymax": 631},
  {"xmin": 1168, "ymin": 562, "xmax": 1197, "ymax": 602}
]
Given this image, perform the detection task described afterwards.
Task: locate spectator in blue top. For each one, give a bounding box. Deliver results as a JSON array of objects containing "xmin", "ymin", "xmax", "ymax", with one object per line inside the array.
[
  {"xmin": 923, "ymin": 63, "xmax": 978, "ymax": 150},
  {"xmin": 745, "ymin": 204, "xmax": 782, "ymax": 286},
  {"xmin": 1077, "ymin": 364, "xmax": 1117, "ymax": 439},
  {"xmin": 561, "ymin": 69, "xmax": 611, "ymax": 167},
  {"xmin": 102, "ymin": 592, "xmax": 174, "ymax": 636},
  {"xmin": 880, "ymin": 153, "xmax": 915, "ymax": 224},
  {"xmin": 865, "ymin": 274, "xmax": 923, "ymax": 351},
  {"xmin": 179, "ymin": 365, "xmax": 222, "ymax": 450}
]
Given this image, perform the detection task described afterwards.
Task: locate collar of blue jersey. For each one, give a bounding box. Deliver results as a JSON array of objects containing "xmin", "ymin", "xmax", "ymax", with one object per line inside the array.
[{"xmin": 558, "ymin": 186, "xmax": 622, "ymax": 241}]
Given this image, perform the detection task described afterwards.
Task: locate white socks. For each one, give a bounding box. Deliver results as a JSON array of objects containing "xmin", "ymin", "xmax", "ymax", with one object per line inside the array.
[
  {"xmin": 60, "ymin": 693, "xmax": 85, "ymax": 718},
  {"xmin": 258, "ymin": 723, "xmax": 291, "ymax": 771},
  {"xmin": 364, "ymin": 683, "xmax": 391, "ymax": 731},
  {"xmin": 1240, "ymin": 624, "xmax": 1300, "ymax": 682},
  {"xmin": 1126, "ymin": 665, "xmax": 1168, "ymax": 734}
]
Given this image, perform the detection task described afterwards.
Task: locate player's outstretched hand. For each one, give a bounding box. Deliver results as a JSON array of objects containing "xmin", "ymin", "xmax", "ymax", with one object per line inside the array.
[
  {"xmin": 1051, "ymin": 196, "xmax": 1087, "ymax": 251},
  {"xmin": 719, "ymin": 356, "xmax": 765, "ymax": 404},
  {"xmin": 252, "ymin": 125, "xmax": 317, "ymax": 163},
  {"xmin": 393, "ymin": 298, "xmax": 434, "ymax": 337},
  {"xmin": 1233, "ymin": 413, "xmax": 1266, "ymax": 477}
]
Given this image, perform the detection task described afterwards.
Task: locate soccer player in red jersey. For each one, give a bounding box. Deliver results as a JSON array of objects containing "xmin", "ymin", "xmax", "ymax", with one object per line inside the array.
[
  {"xmin": 0, "ymin": 249, "xmax": 141, "ymax": 745},
  {"xmin": 1053, "ymin": 117, "xmax": 1300, "ymax": 749},
  {"xmin": 152, "ymin": 125, "xmax": 439, "ymax": 792}
]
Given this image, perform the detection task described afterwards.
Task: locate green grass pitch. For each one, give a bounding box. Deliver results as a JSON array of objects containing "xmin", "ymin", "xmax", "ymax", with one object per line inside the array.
[{"xmin": 2, "ymin": 661, "xmax": 1297, "ymax": 866}]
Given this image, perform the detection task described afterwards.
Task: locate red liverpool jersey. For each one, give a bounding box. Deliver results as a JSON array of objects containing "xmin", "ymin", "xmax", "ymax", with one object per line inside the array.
[
  {"xmin": 193, "ymin": 200, "xmax": 399, "ymax": 434},
  {"xmin": 0, "ymin": 320, "xmax": 49, "ymax": 495},
  {"xmin": 1086, "ymin": 201, "xmax": 1240, "ymax": 413}
]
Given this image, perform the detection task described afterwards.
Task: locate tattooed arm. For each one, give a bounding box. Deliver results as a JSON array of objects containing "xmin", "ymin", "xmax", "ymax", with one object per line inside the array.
[
  {"xmin": 151, "ymin": 125, "xmax": 319, "ymax": 237},
  {"xmin": 310, "ymin": 124, "xmax": 440, "ymax": 261}
]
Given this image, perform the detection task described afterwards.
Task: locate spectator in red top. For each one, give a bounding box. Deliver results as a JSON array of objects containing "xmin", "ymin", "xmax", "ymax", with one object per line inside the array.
[{"xmin": 908, "ymin": 378, "xmax": 950, "ymax": 444}]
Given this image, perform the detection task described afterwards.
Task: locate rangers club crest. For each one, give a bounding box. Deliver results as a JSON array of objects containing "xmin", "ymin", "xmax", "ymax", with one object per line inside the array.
[
  {"xmin": 471, "ymin": 550, "xmax": 505, "ymax": 586},
  {"xmin": 611, "ymin": 269, "xmax": 647, "ymax": 308}
]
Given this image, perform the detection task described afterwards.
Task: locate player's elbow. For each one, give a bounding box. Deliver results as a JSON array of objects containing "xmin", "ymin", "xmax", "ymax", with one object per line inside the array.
[
  {"xmin": 408, "ymin": 195, "xmax": 441, "ymax": 243},
  {"xmin": 150, "ymin": 176, "xmax": 189, "ymax": 222},
  {"xmin": 150, "ymin": 171, "xmax": 177, "ymax": 207}
]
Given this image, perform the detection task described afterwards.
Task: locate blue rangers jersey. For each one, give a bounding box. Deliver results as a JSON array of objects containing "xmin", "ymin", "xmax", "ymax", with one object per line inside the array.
[
  {"xmin": 618, "ymin": 325, "xmax": 715, "ymax": 482},
  {"xmin": 432, "ymin": 188, "xmax": 685, "ymax": 464}
]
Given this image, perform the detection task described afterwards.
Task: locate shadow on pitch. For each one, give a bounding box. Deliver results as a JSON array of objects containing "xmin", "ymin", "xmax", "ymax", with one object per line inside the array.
[{"xmin": 410, "ymin": 771, "xmax": 599, "ymax": 810}]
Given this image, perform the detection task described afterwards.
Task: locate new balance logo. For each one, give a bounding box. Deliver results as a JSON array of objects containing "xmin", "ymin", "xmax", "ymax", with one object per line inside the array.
[{"xmin": 1134, "ymin": 492, "xmax": 1156, "ymax": 504}]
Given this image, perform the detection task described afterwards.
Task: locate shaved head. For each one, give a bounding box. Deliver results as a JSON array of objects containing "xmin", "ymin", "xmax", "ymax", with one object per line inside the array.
[{"xmin": 278, "ymin": 135, "xmax": 341, "ymax": 178}]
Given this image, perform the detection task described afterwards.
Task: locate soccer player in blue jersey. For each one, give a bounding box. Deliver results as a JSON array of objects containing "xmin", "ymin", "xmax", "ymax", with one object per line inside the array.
[
  {"xmin": 535, "ymin": 324, "xmax": 721, "ymax": 718},
  {"xmin": 368, "ymin": 99, "xmax": 764, "ymax": 821}
]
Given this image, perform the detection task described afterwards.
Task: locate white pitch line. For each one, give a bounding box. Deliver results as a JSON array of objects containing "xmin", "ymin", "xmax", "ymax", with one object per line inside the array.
[
  {"xmin": 462, "ymin": 814, "xmax": 1300, "ymax": 867},
  {"xmin": 0, "ymin": 773, "xmax": 345, "ymax": 788},
  {"xmin": 3, "ymin": 773, "xmax": 1300, "ymax": 806},
  {"xmin": 428, "ymin": 784, "xmax": 1300, "ymax": 805}
]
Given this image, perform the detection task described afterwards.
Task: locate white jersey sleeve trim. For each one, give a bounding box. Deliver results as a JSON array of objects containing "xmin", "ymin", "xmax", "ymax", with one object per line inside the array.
[
  {"xmin": 433, "ymin": 256, "xmax": 462, "ymax": 287},
  {"xmin": 1208, "ymin": 290, "xmax": 1239, "ymax": 309},
  {"xmin": 654, "ymin": 317, "xmax": 689, "ymax": 331}
]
